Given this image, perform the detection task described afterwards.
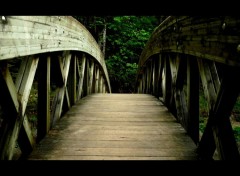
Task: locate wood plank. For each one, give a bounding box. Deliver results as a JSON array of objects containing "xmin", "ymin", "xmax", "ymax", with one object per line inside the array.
[
  {"xmin": 88, "ymin": 60, "xmax": 94, "ymax": 95},
  {"xmin": 28, "ymin": 155, "xmax": 197, "ymax": 160},
  {"xmin": 210, "ymin": 67, "xmax": 240, "ymax": 160},
  {"xmin": 95, "ymin": 66, "xmax": 99, "ymax": 93},
  {"xmin": 37, "ymin": 55, "xmax": 51, "ymax": 142},
  {"xmin": 77, "ymin": 54, "xmax": 86, "ymax": 100},
  {"xmin": 27, "ymin": 94, "xmax": 197, "ymax": 160},
  {"xmin": 18, "ymin": 115, "xmax": 35, "ymax": 158},
  {"xmin": 137, "ymin": 16, "xmax": 240, "ymax": 70},
  {"xmin": 68, "ymin": 54, "xmax": 77, "ymax": 105},
  {"xmin": 197, "ymin": 66, "xmax": 240, "ymax": 160},
  {"xmin": 0, "ymin": 61, "xmax": 19, "ymax": 113},
  {"xmin": 51, "ymin": 53, "xmax": 71, "ymax": 127},
  {"xmin": 0, "ymin": 62, "xmax": 19, "ymax": 160},
  {"xmin": 187, "ymin": 56, "xmax": 199, "ymax": 144},
  {"xmin": 0, "ymin": 16, "xmax": 110, "ymax": 92},
  {"xmin": 16, "ymin": 56, "xmax": 39, "ymax": 116}
]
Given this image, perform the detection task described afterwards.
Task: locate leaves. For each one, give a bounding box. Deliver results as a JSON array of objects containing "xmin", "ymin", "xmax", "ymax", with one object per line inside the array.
[{"xmin": 75, "ymin": 16, "xmax": 161, "ymax": 92}]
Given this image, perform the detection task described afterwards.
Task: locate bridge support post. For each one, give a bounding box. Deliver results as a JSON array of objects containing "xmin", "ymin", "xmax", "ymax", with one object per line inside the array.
[
  {"xmin": 37, "ymin": 55, "xmax": 51, "ymax": 143},
  {"xmin": 197, "ymin": 66, "xmax": 240, "ymax": 160},
  {"xmin": 68, "ymin": 54, "xmax": 77, "ymax": 105},
  {"xmin": 187, "ymin": 57, "xmax": 199, "ymax": 145}
]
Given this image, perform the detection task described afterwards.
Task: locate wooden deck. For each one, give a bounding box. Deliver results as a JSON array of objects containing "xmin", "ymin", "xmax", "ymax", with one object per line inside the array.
[{"xmin": 27, "ymin": 93, "xmax": 198, "ymax": 160}]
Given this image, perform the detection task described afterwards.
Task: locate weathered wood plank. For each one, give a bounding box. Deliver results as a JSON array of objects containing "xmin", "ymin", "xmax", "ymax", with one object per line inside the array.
[
  {"xmin": 0, "ymin": 62, "xmax": 19, "ymax": 160},
  {"xmin": 13, "ymin": 56, "xmax": 39, "ymax": 157},
  {"xmin": 51, "ymin": 53, "xmax": 71, "ymax": 127},
  {"xmin": 210, "ymin": 67, "xmax": 240, "ymax": 160},
  {"xmin": 209, "ymin": 61, "xmax": 220, "ymax": 94},
  {"xmin": 187, "ymin": 56, "xmax": 199, "ymax": 144},
  {"xmin": 18, "ymin": 115, "xmax": 35, "ymax": 158},
  {"xmin": 137, "ymin": 16, "xmax": 240, "ymax": 70},
  {"xmin": 88, "ymin": 60, "xmax": 94, "ymax": 95},
  {"xmin": 27, "ymin": 94, "xmax": 197, "ymax": 160},
  {"xmin": 0, "ymin": 62, "xmax": 19, "ymax": 113},
  {"xmin": 68, "ymin": 54, "xmax": 77, "ymax": 105},
  {"xmin": 77, "ymin": 54, "xmax": 86, "ymax": 100},
  {"xmin": 51, "ymin": 87, "xmax": 65, "ymax": 128},
  {"xmin": 197, "ymin": 59, "xmax": 217, "ymax": 110},
  {"xmin": 197, "ymin": 67, "xmax": 240, "ymax": 160},
  {"xmin": 94, "ymin": 66, "xmax": 99, "ymax": 93},
  {"xmin": 0, "ymin": 16, "xmax": 111, "ymax": 93},
  {"xmin": 37, "ymin": 55, "xmax": 51, "ymax": 142},
  {"xmin": 16, "ymin": 56, "xmax": 39, "ymax": 116}
]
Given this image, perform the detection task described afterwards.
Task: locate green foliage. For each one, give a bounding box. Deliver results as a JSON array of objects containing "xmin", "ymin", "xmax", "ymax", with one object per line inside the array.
[
  {"xmin": 233, "ymin": 127, "xmax": 240, "ymax": 142},
  {"xmin": 105, "ymin": 16, "xmax": 159, "ymax": 92},
  {"xmin": 233, "ymin": 97, "xmax": 240, "ymax": 122},
  {"xmin": 74, "ymin": 15, "xmax": 160, "ymax": 92}
]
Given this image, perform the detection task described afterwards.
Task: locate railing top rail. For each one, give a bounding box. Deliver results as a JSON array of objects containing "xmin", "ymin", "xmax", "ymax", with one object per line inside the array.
[
  {"xmin": 0, "ymin": 16, "xmax": 110, "ymax": 91},
  {"xmin": 138, "ymin": 16, "xmax": 240, "ymax": 69}
]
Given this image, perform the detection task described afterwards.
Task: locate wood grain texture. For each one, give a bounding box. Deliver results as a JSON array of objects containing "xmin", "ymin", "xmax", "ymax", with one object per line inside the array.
[
  {"xmin": 0, "ymin": 16, "xmax": 110, "ymax": 92},
  {"xmin": 137, "ymin": 16, "xmax": 240, "ymax": 79},
  {"xmin": 27, "ymin": 94, "xmax": 198, "ymax": 160}
]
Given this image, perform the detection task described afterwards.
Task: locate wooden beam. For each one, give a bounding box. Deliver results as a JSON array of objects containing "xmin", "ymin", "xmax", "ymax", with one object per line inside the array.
[
  {"xmin": 0, "ymin": 56, "xmax": 38, "ymax": 159},
  {"xmin": 16, "ymin": 56, "xmax": 39, "ymax": 116},
  {"xmin": 99, "ymin": 75, "xmax": 103, "ymax": 93},
  {"xmin": 197, "ymin": 65, "xmax": 240, "ymax": 160},
  {"xmin": 68, "ymin": 54, "xmax": 77, "ymax": 105},
  {"xmin": 37, "ymin": 55, "xmax": 51, "ymax": 143},
  {"xmin": 77, "ymin": 54, "xmax": 86, "ymax": 100},
  {"xmin": 88, "ymin": 60, "xmax": 94, "ymax": 95},
  {"xmin": 0, "ymin": 62, "xmax": 19, "ymax": 160},
  {"xmin": 92, "ymin": 64, "xmax": 97, "ymax": 93},
  {"xmin": 51, "ymin": 87, "xmax": 65, "ymax": 128},
  {"xmin": 172, "ymin": 55, "xmax": 188, "ymax": 128},
  {"xmin": 83, "ymin": 58, "xmax": 89, "ymax": 97},
  {"xmin": 0, "ymin": 16, "xmax": 111, "ymax": 92},
  {"xmin": 187, "ymin": 56, "xmax": 199, "ymax": 145},
  {"xmin": 196, "ymin": 59, "xmax": 219, "ymax": 159},
  {"xmin": 95, "ymin": 66, "xmax": 99, "ymax": 93},
  {"xmin": 157, "ymin": 54, "xmax": 164, "ymax": 98},
  {"xmin": 0, "ymin": 61, "xmax": 19, "ymax": 113},
  {"xmin": 18, "ymin": 115, "xmax": 35, "ymax": 158},
  {"xmin": 209, "ymin": 61, "xmax": 220, "ymax": 94},
  {"xmin": 211, "ymin": 67, "xmax": 240, "ymax": 160},
  {"xmin": 50, "ymin": 53, "xmax": 71, "ymax": 127},
  {"xmin": 15, "ymin": 56, "xmax": 38, "ymax": 157}
]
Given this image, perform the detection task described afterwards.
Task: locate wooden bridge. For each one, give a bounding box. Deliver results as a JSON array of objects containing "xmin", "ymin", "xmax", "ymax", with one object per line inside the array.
[{"xmin": 0, "ymin": 16, "xmax": 240, "ymax": 160}]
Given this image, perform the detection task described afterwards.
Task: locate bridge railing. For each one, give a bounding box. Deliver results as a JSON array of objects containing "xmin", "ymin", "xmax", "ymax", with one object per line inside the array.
[
  {"xmin": 136, "ymin": 16, "xmax": 240, "ymax": 160},
  {"xmin": 0, "ymin": 16, "xmax": 111, "ymax": 160}
]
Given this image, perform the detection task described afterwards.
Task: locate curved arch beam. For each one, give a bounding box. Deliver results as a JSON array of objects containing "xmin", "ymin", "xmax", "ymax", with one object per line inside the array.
[
  {"xmin": 138, "ymin": 16, "xmax": 240, "ymax": 70},
  {"xmin": 0, "ymin": 16, "xmax": 111, "ymax": 92}
]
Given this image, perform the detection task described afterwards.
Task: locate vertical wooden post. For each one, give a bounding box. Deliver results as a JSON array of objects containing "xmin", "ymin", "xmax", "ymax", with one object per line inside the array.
[
  {"xmin": 37, "ymin": 55, "xmax": 51, "ymax": 143},
  {"xmin": 88, "ymin": 60, "xmax": 94, "ymax": 95},
  {"xmin": 138, "ymin": 78, "xmax": 142, "ymax": 93},
  {"xmin": 0, "ymin": 62, "xmax": 19, "ymax": 160},
  {"xmin": 95, "ymin": 66, "xmax": 99, "ymax": 93},
  {"xmin": 68, "ymin": 54, "xmax": 77, "ymax": 106},
  {"xmin": 145, "ymin": 66, "xmax": 149, "ymax": 94},
  {"xmin": 153, "ymin": 56, "xmax": 159, "ymax": 97},
  {"xmin": 103, "ymin": 82, "xmax": 106, "ymax": 93},
  {"xmin": 83, "ymin": 59, "xmax": 89, "ymax": 96},
  {"xmin": 77, "ymin": 54, "xmax": 86, "ymax": 100},
  {"xmin": 187, "ymin": 56, "xmax": 199, "ymax": 145},
  {"xmin": 198, "ymin": 66, "xmax": 240, "ymax": 160},
  {"xmin": 92, "ymin": 64, "xmax": 97, "ymax": 93},
  {"xmin": 142, "ymin": 70, "xmax": 146, "ymax": 93},
  {"xmin": 163, "ymin": 55, "xmax": 172, "ymax": 108},
  {"xmin": 158, "ymin": 54, "xmax": 164, "ymax": 98},
  {"xmin": 99, "ymin": 75, "xmax": 103, "ymax": 93}
]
